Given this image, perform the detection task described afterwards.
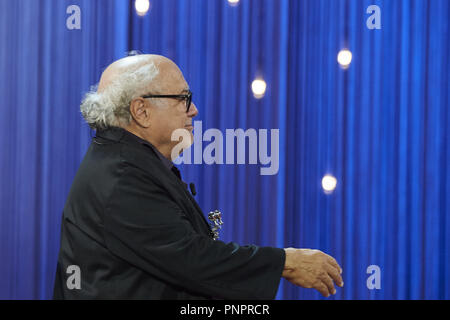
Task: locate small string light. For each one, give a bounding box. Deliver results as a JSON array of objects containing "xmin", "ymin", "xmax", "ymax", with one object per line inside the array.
[
  {"xmin": 251, "ymin": 79, "xmax": 267, "ymax": 99},
  {"xmin": 322, "ymin": 174, "xmax": 337, "ymax": 194},
  {"xmin": 135, "ymin": 0, "xmax": 150, "ymax": 16},
  {"xmin": 337, "ymin": 49, "xmax": 352, "ymax": 69}
]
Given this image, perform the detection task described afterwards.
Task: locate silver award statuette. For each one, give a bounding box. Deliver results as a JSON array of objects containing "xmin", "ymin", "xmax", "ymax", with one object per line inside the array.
[{"xmin": 208, "ymin": 210, "xmax": 223, "ymax": 240}]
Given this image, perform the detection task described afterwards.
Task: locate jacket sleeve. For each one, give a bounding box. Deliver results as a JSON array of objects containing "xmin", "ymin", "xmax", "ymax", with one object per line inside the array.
[{"xmin": 103, "ymin": 164, "xmax": 285, "ymax": 299}]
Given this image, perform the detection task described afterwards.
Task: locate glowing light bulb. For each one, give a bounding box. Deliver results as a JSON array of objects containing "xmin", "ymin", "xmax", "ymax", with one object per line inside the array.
[
  {"xmin": 228, "ymin": 0, "xmax": 240, "ymax": 5},
  {"xmin": 251, "ymin": 79, "xmax": 267, "ymax": 99},
  {"xmin": 322, "ymin": 174, "xmax": 337, "ymax": 194},
  {"xmin": 337, "ymin": 49, "xmax": 352, "ymax": 68},
  {"xmin": 135, "ymin": 0, "xmax": 150, "ymax": 16}
]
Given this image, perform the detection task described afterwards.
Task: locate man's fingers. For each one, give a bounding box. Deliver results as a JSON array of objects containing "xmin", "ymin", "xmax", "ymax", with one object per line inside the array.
[
  {"xmin": 315, "ymin": 282, "xmax": 330, "ymax": 297},
  {"xmin": 326, "ymin": 255, "xmax": 342, "ymax": 274},
  {"xmin": 326, "ymin": 264, "xmax": 344, "ymax": 287},
  {"xmin": 320, "ymin": 274, "xmax": 336, "ymax": 295}
]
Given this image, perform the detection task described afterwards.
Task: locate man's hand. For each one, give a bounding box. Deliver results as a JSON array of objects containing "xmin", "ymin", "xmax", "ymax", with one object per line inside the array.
[{"xmin": 282, "ymin": 248, "xmax": 344, "ymax": 297}]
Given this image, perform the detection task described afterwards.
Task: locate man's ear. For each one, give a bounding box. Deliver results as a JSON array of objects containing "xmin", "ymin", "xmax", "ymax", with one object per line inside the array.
[{"xmin": 129, "ymin": 98, "xmax": 151, "ymax": 128}]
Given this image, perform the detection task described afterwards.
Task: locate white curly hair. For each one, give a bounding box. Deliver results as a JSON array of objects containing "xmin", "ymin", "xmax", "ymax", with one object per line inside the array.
[{"xmin": 80, "ymin": 60, "xmax": 160, "ymax": 130}]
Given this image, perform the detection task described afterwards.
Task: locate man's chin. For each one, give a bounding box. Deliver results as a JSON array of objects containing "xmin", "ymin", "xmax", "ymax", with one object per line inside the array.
[{"xmin": 170, "ymin": 128, "xmax": 194, "ymax": 161}]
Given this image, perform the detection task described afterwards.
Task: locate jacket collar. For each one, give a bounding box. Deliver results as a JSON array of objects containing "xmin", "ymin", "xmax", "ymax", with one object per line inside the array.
[{"xmin": 95, "ymin": 126, "xmax": 174, "ymax": 171}]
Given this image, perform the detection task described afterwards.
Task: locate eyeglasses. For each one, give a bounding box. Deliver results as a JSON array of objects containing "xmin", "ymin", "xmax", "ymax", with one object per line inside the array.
[{"xmin": 141, "ymin": 90, "xmax": 193, "ymax": 113}]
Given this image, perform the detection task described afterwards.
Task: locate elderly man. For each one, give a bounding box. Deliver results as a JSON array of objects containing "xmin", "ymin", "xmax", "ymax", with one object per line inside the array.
[{"xmin": 53, "ymin": 54, "xmax": 343, "ymax": 299}]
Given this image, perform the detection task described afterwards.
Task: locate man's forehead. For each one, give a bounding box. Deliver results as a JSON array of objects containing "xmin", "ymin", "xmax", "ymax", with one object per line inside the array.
[{"xmin": 154, "ymin": 65, "xmax": 189, "ymax": 93}]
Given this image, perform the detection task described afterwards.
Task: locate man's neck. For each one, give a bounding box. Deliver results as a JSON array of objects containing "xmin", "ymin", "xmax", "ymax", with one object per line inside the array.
[{"xmin": 122, "ymin": 125, "xmax": 173, "ymax": 161}]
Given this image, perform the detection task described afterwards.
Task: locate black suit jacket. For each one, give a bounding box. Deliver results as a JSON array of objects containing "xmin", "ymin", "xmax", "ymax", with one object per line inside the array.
[{"xmin": 53, "ymin": 126, "xmax": 285, "ymax": 299}]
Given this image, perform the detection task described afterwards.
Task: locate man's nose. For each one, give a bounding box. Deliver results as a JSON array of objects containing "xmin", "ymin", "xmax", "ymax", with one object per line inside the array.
[{"xmin": 188, "ymin": 102, "xmax": 198, "ymax": 117}]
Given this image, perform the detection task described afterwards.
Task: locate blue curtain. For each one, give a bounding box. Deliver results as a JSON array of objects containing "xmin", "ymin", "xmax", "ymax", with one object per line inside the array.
[{"xmin": 0, "ymin": 0, "xmax": 448, "ymax": 300}]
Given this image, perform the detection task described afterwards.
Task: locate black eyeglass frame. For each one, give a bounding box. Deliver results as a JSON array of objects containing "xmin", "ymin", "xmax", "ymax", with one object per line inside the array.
[{"xmin": 141, "ymin": 90, "xmax": 192, "ymax": 112}]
